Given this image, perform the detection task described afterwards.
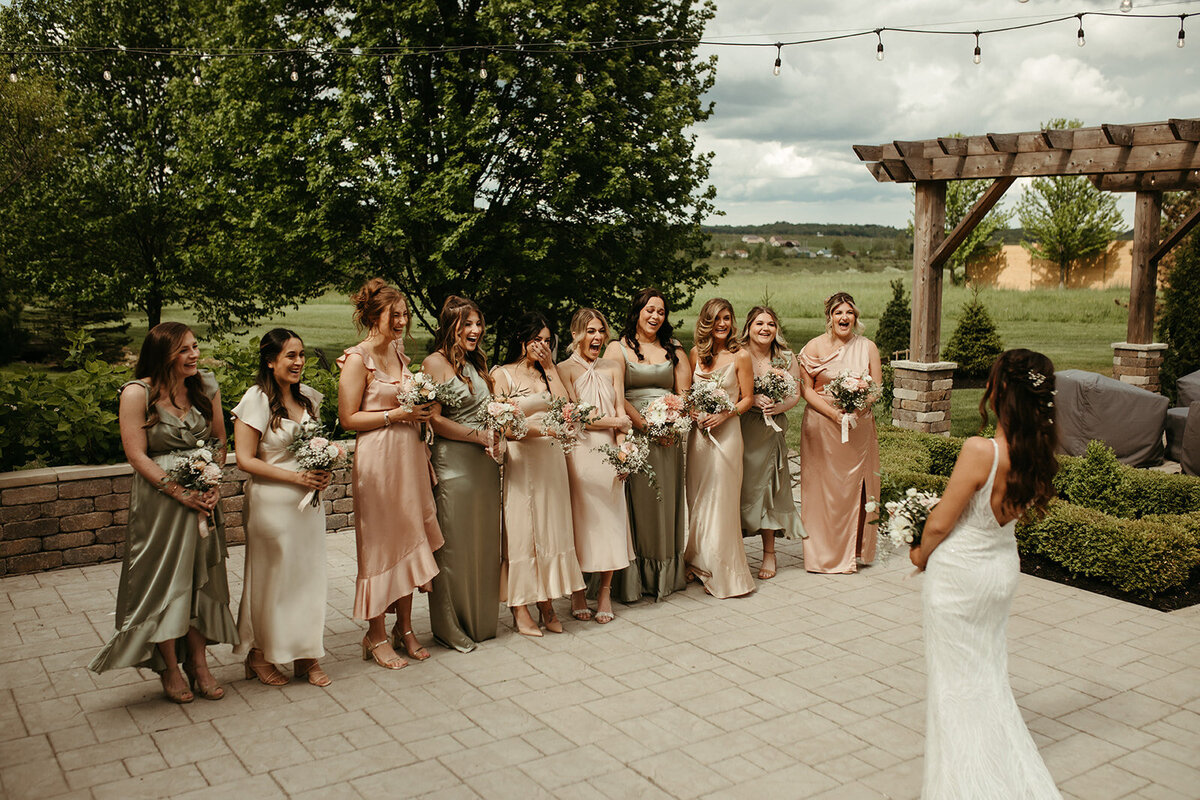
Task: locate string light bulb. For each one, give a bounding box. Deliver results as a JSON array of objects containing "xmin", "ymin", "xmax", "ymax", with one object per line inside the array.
[
  {"xmin": 972, "ymin": 32, "xmax": 981, "ymax": 64},
  {"xmin": 875, "ymin": 29, "xmax": 884, "ymax": 61},
  {"xmin": 103, "ymin": 68, "xmax": 112, "ymax": 81},
  {"xmin": 7, "ymin": 71, "xmax": 16, "ymax": 83},
  {"xmin": 1077, "ymin": 15, "xmax": 1086, "ymax": 46},
  {"xmin": 575, "ymin": 70, "xmax": 584, "ymax": 85},
  {"xmin": 479, "ymin": 65, "xmax": 488, "ymax": 79},
  {"xmin": 290, "ymin": 68, "xmax": 299, "ymax": 82},
  {"xmin": 192, "ymin": 71, "xmax": 201, "ymax": 86},
  {"xmin": 772, "ymin": 43, "xmax": 782, "ymax": 76},
  {"xmin": 1121, "ymin": 0, "xmax": 1133, "ymax": 12},
  {"xmin": 1179, "ymin": 15, "xmax": 1187, "ymax": 47}
]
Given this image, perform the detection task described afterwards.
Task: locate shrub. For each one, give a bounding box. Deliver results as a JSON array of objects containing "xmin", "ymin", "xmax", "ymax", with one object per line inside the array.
[
  {"xmin": 1017, "ymin": 502, "xmax": 1200, "ymax": 598},
  {"xmin": 880, "ymin": 363, "xmax": 894, "ymax": 412},
  {"xmin": 1123, "ymin": 470, "xmax": 1200, "ymax": 518},
  {"xmin": 1157, "ymin": 230, "xmax": 1200, "ymax": 403},
  {"xmin": 942, "ymin": 286, "xmax": 1003, "ymax": 379},
  {"xmin": 874, "ymin": 278, "xmax": 910, "ymax": 363},
  {"xmin": 925, "ymin": 435, "xmax": 965, "ymax": 477},
  {"xmin": 1056, "ymin": 440, "xmax": 1134, "ymax": 518}
]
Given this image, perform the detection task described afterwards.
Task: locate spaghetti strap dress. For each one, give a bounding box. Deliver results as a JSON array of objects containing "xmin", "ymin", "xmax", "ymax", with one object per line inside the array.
[
  {"xmin": 89, "ymin": 371, "xmax": 238, "ymax": 673},
  {"xmin": 338, "ymin": 342, "xmax": 443, "ymax": 620},
  {"xmin": 798, "ymin": 335, "xmax": 880, "ymax": 573},
  {"xmin": 428, "ymin": 363, "xmax": 502, "ymax": 652},
  {"xmin": 740, "ymin": 352, "xmax": 803, "ymax": 540}
]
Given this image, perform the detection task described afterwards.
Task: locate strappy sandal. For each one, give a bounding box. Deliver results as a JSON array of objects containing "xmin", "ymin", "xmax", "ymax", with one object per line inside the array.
[
  {"xmin": 244, "ymin": 649, "xmax": 289, "ymax": 686},
  {"xmin": 184, "ymin": 662, "xmax": 225, "ymax": 700},
  {"xmin": 294, "ymin": 659, "xmax": 332, "ymax": 687},
  {"xmin": 391, "ymin": 625, "xmax": 430, "ymax": 662},
  {"xmin": 362, "ymin": 636, "xmax": 407, "ymax": 670},
  {"xmin": 759, "ymin": 551, "xmax": 777, "ymax": 580},
  {"xmin": 160, "ymin": 668, "xmax": 194, "ymax": 704},
  {"xmin": 594, "ymin": 586, "xmax": 615, "ymax": 624},
  {"xmin": 570, "ymin": 590, "xmax": 593, "ymax": 621}
]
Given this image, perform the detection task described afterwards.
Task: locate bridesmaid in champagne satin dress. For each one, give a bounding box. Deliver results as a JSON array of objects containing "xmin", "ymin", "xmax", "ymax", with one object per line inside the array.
[
  {"xmin": 684, "ymin": 298, "xmax": 756, "ymax": 598},
  {"xmin": 558, "ymin": 308, "xmax": 634, "ymax": 623},
  {"xmin": 423, "ymin": 296, "xmax": 503, "ymax": 653},
  {"xmin": 338, "ymin": 280, "xmax": 443, "ymax": 669},
  {"xmin": 493, "ymin": 313, "xmax": 586, "ymax": 637},
  {"xmin": 602, "ymin": 289, "xmax": 692, "ymax": 602},
  {"xmin": 798, "ymin": 292, "xmax": 882, "ymax": 574}
]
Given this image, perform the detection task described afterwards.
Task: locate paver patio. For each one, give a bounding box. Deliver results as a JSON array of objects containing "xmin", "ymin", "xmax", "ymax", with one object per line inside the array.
[{"xmin": 2, "ymin": 526, "xmax": 1198, "ymax": 799}]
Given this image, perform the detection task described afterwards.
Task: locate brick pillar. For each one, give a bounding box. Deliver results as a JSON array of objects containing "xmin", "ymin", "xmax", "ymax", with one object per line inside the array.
[
  {"xmin": 891, "ymin": 360, "xmax": 957, "ymax": 435},
  {"xmin": 1111, "ymin": 341, "xmax": 1166, "ymax": 394}
]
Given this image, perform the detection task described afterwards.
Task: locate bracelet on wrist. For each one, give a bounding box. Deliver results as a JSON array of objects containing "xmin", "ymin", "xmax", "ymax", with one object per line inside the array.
[{"xmin": 383, "ymin": 409, "xmax": 391, "ymax": 427}]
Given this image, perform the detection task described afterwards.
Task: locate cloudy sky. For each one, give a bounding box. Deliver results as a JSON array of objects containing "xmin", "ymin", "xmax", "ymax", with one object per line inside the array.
[{"xmin": 695, "ymin": 0, "xmax": 1199, "ymax": 227}]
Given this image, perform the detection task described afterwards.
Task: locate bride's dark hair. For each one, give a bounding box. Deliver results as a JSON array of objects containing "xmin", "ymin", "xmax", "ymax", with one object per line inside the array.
[
  {"xmin": 618, "ymin": 288, "xmax": 679, "ymax": 367},
  {"xmin": 979, "ymin": 348, "xmax": 1058, "ymax": 517}
]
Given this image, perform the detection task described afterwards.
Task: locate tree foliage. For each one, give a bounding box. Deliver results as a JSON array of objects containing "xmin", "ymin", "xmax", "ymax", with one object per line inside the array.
[
  {"xmin": 1017, "ymin": 118, "xmax": 1124, "ymax": 290},
  {"xmin": 874, "ymin": 277, "xmax": 910, "ymax": 363},
  {"xmin": 942, "ymin": 286, "xmax": 1003, "ymax": 379},
  {"xmin": 1157, "ymin": 229, "xmax": 1200, "ymax": 403}
]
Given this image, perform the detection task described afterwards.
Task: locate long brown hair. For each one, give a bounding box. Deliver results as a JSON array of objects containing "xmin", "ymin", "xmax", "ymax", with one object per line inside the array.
[
  {"xmin": 351, "ymin": 278, "xmax": 404, "ymax": 334},
  {"xmin": 134, "ymin": 322, "xmax": 214, "ymax": 428},
  {"xmin": 693, "ymin": 297, "xmax": 740, "ymax": 368},
  {"xmin": 254, "ymin": 328, "xmax": 317, "ymax": 431},
  {"xmin": 618, "ymin": 288, "xmax": 679, "ymax": 367},
  {"xmin": 432, "ymin": 295, "xmax": 493, "ymax": 393},
  {"xmin": 824, "ymin": 291, "xmax": 866, "ymax": 335},
  {"xmin": 979, "ymin": 348, "xmax": 1058, "ymax": 516},
  {"xmin": 741, "ymin": 305, "xmax": 789, "ymax": 361}
]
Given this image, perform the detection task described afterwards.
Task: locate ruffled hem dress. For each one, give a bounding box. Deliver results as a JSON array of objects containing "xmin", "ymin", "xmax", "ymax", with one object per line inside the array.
[{"xmin": 740, "ymin": 352, "xmax": 804, "ymax": 540}]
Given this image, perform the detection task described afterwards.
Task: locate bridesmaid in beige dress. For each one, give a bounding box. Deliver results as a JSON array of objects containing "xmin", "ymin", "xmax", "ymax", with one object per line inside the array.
[
  {"xmin": 338, "ymin": 279, "xmax": 444, "ymax": 668},
  {"xmin": 557, "ymin": 309, "xmax": 634, "ymax": 624},
  {"xmin": 798, "ymin": 292, "xmax": 882, "ymax": 573},
  {"xmin": 492, "ymin": 313, "xmax": 586, "ymax": 637},
  {"xmin": 684, "ymin": 298, "xmax": 756, "ymax": 598},
  {"xmin": 232, "ymin": 329, "xmax": 332, "ymax": 687},
  {"xmin": 740, "ymin": 306, "xmax": 804, "ymax": 580}
]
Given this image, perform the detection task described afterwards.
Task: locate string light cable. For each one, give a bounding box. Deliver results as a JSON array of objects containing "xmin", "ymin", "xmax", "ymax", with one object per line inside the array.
[{"xmin": 0, "ymin": 6, "xmax": 1193, "ymax": 79}]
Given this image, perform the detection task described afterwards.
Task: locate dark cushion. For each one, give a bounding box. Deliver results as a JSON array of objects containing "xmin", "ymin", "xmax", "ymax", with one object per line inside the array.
[
  {"xmin": 1177, "ymin": 369, "xmax": 1200, "ymax": 408},
  {"xmin": 1054, "ymin": 369, "xmax": 1168, "ymax": 467},
  {"xmin": 1183, "ymin": 401, "xmax": 1200, "ymax": 477},
  {"xmin": 1166, "ymin": 407, "xmax": 1189, "ymax": 462}
]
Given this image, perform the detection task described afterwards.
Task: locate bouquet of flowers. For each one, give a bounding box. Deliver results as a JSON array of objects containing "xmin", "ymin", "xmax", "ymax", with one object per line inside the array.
[
  {"xmin": 867, "ymin": 488, "xmax": 940, "ymax": 556},
  {"xmin": 687, "ymin": 375, "xmax": 735, "ymax": 438},
  {"xmin": 479, "ymin": 394, "xmax": 529, "ymax": 462},
  {"xmin": 544, "ymin": 397, "xmax": 600, "ymax": 454},
  {"xmin": 288, "ymin": 420, "xmax": 351, "ymax": 509},
  {"xmin": 167, "ymin": 439, "xmax": 224, "ymax": 537},
  {"xmin": 753, "ymin": 369, "xmax": 798, "ymax": 432},
  {"xmin": 595, "ymin": 433, "xmax": 659, "ymax": 496},
  {"xmin": 642, "ymin": 393, "xmax": 691, "ymax": 444},
  {"xmin": 824, "ymin": 370, "xmax": 883, "ymax": 443},
  {"xmin": 398, "ymin": 371, "xmax": 467, "ymax": 411}
]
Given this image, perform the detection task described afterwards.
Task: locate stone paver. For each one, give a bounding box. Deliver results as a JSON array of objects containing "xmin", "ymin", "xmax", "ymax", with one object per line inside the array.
[{"xmin": 1, "ymin": 526, "xmax": 1198, "ymax": 799}]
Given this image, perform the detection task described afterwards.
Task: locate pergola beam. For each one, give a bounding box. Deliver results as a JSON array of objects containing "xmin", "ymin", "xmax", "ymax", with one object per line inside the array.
[
  {"xmin": 911, "ymin": 182, "xmax": 947, "ymax": 363},
  {"xmin": 1128, "ymin": 191, "xmax": 1163, "ymax": 345},
  {"xmin": 928, "ymin": 177, "xmax": 1016, "ymax": 271},
  {"xmin": 1092, "ymin": 170, "xmax": 1200, "ymax": 192},
  {"xmin": 1151, "ymin": 204, "xmax": 1200, "ymax": 267}
]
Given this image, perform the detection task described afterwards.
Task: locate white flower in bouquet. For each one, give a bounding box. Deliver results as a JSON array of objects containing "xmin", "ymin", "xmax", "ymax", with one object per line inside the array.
[
  {"xmin": 868, "ymin": 488, "xmax": 940, "ymax": 557},
  {"xmin": 596, "ymin": 433, "xmax": 660, "ymax": 497},
  {"xmin": 396, "ymin": 371, "xmax": 453, "ymax": 412},
  {"xmin": 167, "ymin": 439, "xmax": 224, "ymax": 538},
  {"xmin": 544, "ymin": 397, "xmax": 600, "ymax": 454},
  {"xmin": 824, "ymin": 370, "xmax": 882, "ymax": 442},
  {"xmin": 482, "ymin": 395, "xmax": 529, "ymax": 440},
  {"xmin": 686, "ymin": 375, "xmax": 735, "ymax": 438},
  {"xmin": 752, "ymin": 369, "xmax": 797, "ymax": 431},
  {"xmin": 287, "ymin": 422, "xmax": 351, "ymax": 509},
  {"xmin": 642, "ymin": 393, "xmax": 690, "ymax": 443}
]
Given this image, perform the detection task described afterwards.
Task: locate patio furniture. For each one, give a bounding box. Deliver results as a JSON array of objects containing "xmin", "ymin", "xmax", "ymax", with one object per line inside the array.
[
  {"xmin": 1054, "ymin": 369, "xmax": 1167, "ymax": 467},
  {"xmin": 1167, "ymin": 369, "xmax": 1200, "ymax": 469}
]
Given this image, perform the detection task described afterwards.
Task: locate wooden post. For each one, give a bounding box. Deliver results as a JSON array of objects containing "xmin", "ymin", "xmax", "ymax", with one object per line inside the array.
[
  {"xmin": 911, "ymin": 181, "xmax": 947, "ymax": 361},
  {"xmin": 1127, "ymin": 190, "xmax": 1162, "ymax": 344}
]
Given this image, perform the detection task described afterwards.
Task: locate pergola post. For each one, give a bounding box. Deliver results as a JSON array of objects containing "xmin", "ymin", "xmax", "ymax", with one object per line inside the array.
[
  {"xmin": 892, "ymin": 180, "xmax": 956, "ymax": 435},
  {"xmin": 1113, "ymin": 190, "xmax": 1166, "ymax": 393}
]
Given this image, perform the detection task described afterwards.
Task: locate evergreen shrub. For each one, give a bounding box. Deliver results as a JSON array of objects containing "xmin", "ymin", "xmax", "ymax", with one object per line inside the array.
[
  {"xmin": 874, "ymin": 278, "xmax": 910, "ymax": 363},
  {"xmin": 1157, "ymin": 232, "xmax": 1200, "ymax": 403},
  {"xmin": 942, "ymin": 287, "xmax": 1003, "ymax": 379}
]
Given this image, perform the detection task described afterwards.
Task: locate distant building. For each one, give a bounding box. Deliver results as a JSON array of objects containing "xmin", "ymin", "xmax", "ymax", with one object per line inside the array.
[
  {"xmin": 741, "ymin": 235, "xmax": 765, "ymax": 244},
  {"xmin": 733, "ymin": 249, "xmax": 750, "ymax": 259},
  {"xmin": 769, "ymin": 236, "xmax": 801, "ymax": 248}
]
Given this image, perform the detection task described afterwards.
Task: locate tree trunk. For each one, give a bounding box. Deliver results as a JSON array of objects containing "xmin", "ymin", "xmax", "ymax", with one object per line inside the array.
[{"xmin": 1058, "ymin": 260, "xmax": 1068, "ymax": 290}]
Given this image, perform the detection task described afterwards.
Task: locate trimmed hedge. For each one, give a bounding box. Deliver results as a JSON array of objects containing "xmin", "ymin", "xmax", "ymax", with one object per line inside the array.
[{"xmin": 879, "ymin": 426, "xmax": 1200, "ymax": 599}]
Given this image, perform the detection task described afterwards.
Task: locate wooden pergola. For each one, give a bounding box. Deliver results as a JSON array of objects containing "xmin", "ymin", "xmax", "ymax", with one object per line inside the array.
[{"xmin": 853, "ymin": 118, "xmax": 1200, "ymax": 433}]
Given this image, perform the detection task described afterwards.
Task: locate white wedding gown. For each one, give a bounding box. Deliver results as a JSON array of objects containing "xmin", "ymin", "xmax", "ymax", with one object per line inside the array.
[{"xmin": 922, "ymin": 439, "xmax": 1061, "ymax": 799}]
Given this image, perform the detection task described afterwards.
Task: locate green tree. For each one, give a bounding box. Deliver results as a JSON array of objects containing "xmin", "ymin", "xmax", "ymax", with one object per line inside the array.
[
  {"xmin": 1017, "ymin": 118, "xmax": 1124, "ymax": 290},
  {"xmin": 829, "ymin": 239, "xmax": 847, "ymax": 257},
  {"xmin": 0, "ymin": 0, "xmax": 335, "ymax": 330},
  {"xmin": 320, "ymin": 0, "xmax": 720, "ymax": 342},
  {"xmin": 874, "ymin": 278, "xmax": 910, "ymax": 363},
  {"xmin": 942, "ymin": 287, "xmax": 1004, "ymax": 379},
  {"xmin": 1157, "ymin": 229, "xmax": 1200, "ymax": 402}
]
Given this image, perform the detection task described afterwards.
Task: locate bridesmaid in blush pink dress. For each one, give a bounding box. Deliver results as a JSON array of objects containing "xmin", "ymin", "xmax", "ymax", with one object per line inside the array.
[
  {"xmin": 338, "ymin": 279, "xmax": 444, "ymax": 669},
  {"xmin": 798, "ymin": 292, "xmax": 882, "ymax": 574},
  {"xmin": 684, "ymin": 298, "xmax": 757, "ymax": 598},
  {"xmin": 557, "ymin": 308, "xmax": 634, "ymax": 624}
]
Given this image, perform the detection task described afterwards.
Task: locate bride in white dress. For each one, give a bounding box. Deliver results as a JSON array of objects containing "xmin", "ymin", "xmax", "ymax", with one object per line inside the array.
[{"xmin": 909, "ymin": 349, "xmax": 1062, "ymax": 800}]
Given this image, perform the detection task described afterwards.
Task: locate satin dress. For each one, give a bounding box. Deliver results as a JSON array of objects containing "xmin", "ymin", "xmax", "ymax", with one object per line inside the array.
[
  {"xmin": 684, "ymin": 363, "xmax": 755, "ymax": 598},
  {"xmin": 740, "ymin": 352, "xmax": 803, "ymax": 540},
  {"xmin": 923, "ymin": 440, "xmax": 1061, "ymax": 799},
  {"xmin": 799, "ymin": 335, "xmax": 880, "ymax": 573},
  {"xmin": 564, "ymin": 354, "xmax": 635, "ymax": 574},
  {"xmin": 496, "ymin": 366, "xmax": 586, "ymax": 607},
  {"xmin": 230, "ymin": 385, "xmax": 327, "ymax": 664},
  {"xmin": 428, "ymin": 363, "xmax": 502, "ymax": 652},
  {"xmin": 608, "ymin": 344, "xmax": 688, "ymax": 602},
  {"xmin": 89, "ymin": 372, "xmax": 238, "ymax": 673},
  {"xmin": 338, "ymin": 342, "xmax": 443, "ymax": 620}
]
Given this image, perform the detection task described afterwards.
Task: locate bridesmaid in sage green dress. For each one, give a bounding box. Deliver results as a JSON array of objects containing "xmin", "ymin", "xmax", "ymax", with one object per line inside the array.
[
  {"xmin": 423, "ymin": 296, "xmax": 503, "ymax": 652},
  {"xmin": 739, "ymin": 306, "xmax": 804, "ymax": 580},
  {"xmin": 601, "ymin": 288, "xmax": 692, "ymax": 602},
  {"xmin": 89, "ymin": 323, "xmax": 237, "ymax": 704}
]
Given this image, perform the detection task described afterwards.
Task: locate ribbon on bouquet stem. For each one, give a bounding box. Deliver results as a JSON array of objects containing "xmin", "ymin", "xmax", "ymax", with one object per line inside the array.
[
  {"xmin": 297, "ymin": 489, "xmax": 321, "ymax": 511},
  {"xmin": 840, "ymin": 412, "xmax": 851, "ymax": 444},
  {"xmin": 762, "ymin": 411, "xmax": 782, "ymax": 432},
  {"xmin": 197, "ymin": 511, "xmax": 210, "ymax": 539}
]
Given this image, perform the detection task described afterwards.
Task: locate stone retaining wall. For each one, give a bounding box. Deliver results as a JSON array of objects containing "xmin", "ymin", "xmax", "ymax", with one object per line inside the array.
[{"xmin": 0, "ymin": 450, "xmax": 355, "ymax": 577}]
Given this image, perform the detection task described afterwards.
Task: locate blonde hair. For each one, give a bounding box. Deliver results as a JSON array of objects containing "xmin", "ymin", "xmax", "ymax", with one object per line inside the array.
[
  {"xmin": 741, "ymin": 305, "xmax": 789, "ymax": 359},
  {"xmin": 567, "ymin": 308, "xmax": 609, "ymax": 354},
  {"xmin": 694, "ymin": 297, "xmax": 740, "ymax": 368},
  {"xmin": 824, "ymin": 291, "xmax": 866, "ymax": 335}
]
